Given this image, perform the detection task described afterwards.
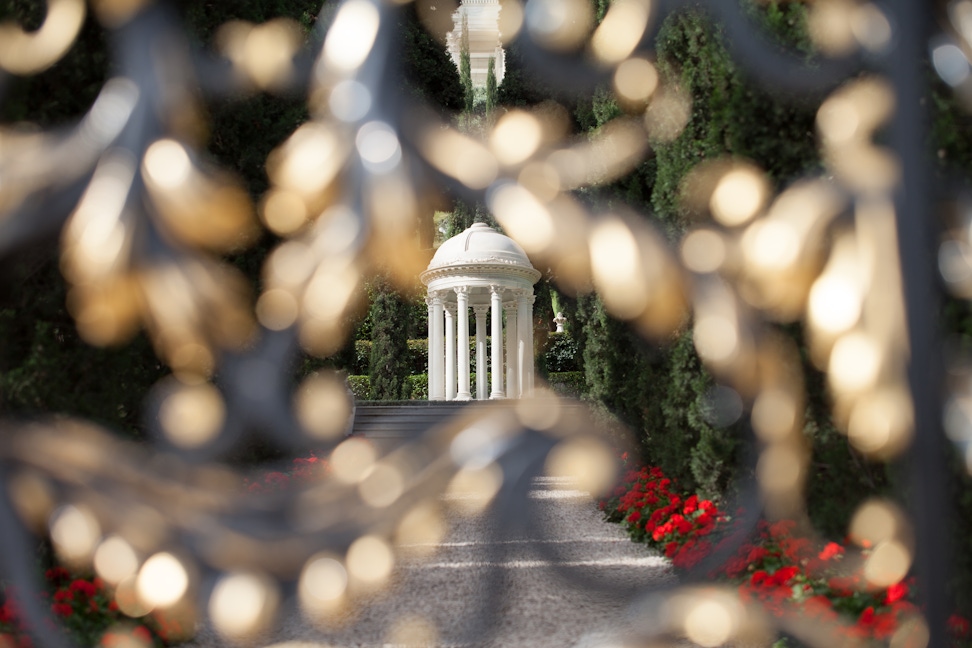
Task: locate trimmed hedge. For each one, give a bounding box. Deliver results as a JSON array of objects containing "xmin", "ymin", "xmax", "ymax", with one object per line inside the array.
[
  {"xmin": 354, "ymin": 339, "xmax": 434, "ymax": 376},
  {"xmin": 402, "ymin": 374, "xmax": 429, "ymax": 400},
  {"xmin": 542, "ymin": 331, "xmax": 580, "ymax": 373},
  {"xmin": 406, "ymin": 339, "xmax": 429, "ymax": 374},
  {"xmin": 547, "ymin": 371, "xmax": 584, "ymax": 398},
  {"xmin": 347, "ymin": 375, "xmax": 370, "ymax": 399}
]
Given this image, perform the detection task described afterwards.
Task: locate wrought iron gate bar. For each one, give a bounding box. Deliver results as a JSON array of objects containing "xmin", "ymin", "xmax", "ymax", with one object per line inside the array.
[{"xmin": 0, "ymin": 0, "xmax": 968, "ymax": 646}]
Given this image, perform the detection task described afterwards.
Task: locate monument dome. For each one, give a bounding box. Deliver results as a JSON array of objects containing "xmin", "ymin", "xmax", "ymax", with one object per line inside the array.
[{"xmin": 421, "ymin": 223, "xmax": 540, "ymax": 401}]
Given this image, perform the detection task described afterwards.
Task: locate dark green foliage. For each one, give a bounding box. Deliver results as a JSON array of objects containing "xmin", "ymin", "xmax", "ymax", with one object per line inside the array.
[
  {"xmin": 931, "ymin": 84, "xmax": 972, "ymax": 178},
  {"xmin": 207, "ymin": 94, "xmax": 310, "ymax": 199},
  {"xmin": 0, "ymin": 7, "xmax": 107, "ymax": 126},
  {"xmin": 459, "ymin": 17, "xmax": 473, "ymax": 113},
  {"xmin": 367, "ymin": 279, "xmax": 411, "ymax": 399},
  {"xmin": 576, "ymin": 294, "xmax": 660, "ymax": 433},
  {"xmin": 485, "ymin": 56, "xmax": 497, "ymax": 114},
  {"xmin": 542, "ymin": 332, "xmax": 579, "ymax": 373},
  {"xmin": 352, "ymin": 340, "xmax": 372, "ymax": 374},
  {"xmin": 495, "ymin": 41, "xmax": 561, "ymax": 109},
  {"xmin": 406, "ymin": 339, "xmax": 429, "ymax": 374},
  {"xmin": 179, "ymin": 0, "xmax": 324, "ymax": 44},
  {"xmin": 650, "ymin": 8, "xmax": 819, "ymax": 236},
  {"xmin": 657, "ymin": 330, "xmax": 738, "ymax": 498},
  {"xmin": 401, "ymin": 3, "xmax": 464, "ymax": 113},
  {"xmin": 793, "ymin": 326, "xmax": 890, "ymax": 536},
  {"xmin": 547, "ymin": 371, "xmax": 584, "ymax": 398},
  {"xmin": 802, "ymin": 404, "xmax": 889, "ymax": 537},
  {"xmin": 347, "ymin": 375, "xmax": 370, "ymax": 399},
  {"xmin": 743, "ymin": 0, "xmax": 814, "ymax": 56},
  {"xmin": 0, "ymin": 255, "xmax": 165, "ymax": 438},
  {"xmin": 402, "ymin": 374, "xmax": 429, "ymax": 400},
  {"xmin": 445, "ymin": 200, "xmax": 477, "ymax": 239}
]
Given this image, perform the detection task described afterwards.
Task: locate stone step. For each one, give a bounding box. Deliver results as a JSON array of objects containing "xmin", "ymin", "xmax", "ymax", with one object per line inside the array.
[{"xmin": 351, "ymin": 401, "xmax": 500, "ymax": 439}]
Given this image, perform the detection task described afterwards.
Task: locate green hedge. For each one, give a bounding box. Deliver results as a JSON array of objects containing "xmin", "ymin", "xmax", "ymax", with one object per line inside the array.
[
  {"xmin": 546, "ymin": 371, "xmax": 585, "ymax": 398},
  {"xmin": 541, "ymin": 332, "xmax": 580, "ymax": 373},
  {"xmin": 347, "ymin": 375, "xmax": 370, "ymax": 399},
  {"xmin": 402, "ymin": 374, "xmax": 429, "ymax": 400},
  {"xmin": 354, "ymin": 339, "xmax": 432, "ymax": 376},
  {"xmin": 406, "ymin": 339, "xmax": 428, "ymax": 374}
]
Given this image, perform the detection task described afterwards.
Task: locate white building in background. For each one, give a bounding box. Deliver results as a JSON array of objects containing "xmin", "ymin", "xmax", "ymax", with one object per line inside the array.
[
  {"xmin": 420, "ymin": 223, "xmax": 540, "ymax": 400},
  {"xmin": 446, "ymin": 0, "xmax": 506, "ymax": 88}
]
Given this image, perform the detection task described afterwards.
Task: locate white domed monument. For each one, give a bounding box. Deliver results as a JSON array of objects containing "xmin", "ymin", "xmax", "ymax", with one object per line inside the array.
[{"xmin": 420, "ymin": 223, "xmax": 541, "ymax": 400}]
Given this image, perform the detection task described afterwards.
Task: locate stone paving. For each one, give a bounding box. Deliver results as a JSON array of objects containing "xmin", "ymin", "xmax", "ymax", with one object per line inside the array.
[{"xmin": 183, "ymin": 477, "xmax": 676, "ymax": 648}]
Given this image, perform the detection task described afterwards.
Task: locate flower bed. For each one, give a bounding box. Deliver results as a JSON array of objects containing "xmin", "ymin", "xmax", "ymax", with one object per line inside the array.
[
  {"xmin": 600, "ymin": 463, "xmax": 972, "ymax": 645},
  {"xmin": 242, "ymin": 451, "xmax": 331, "ymax": 493},
  {"xmin": 1, "ymin": 568, "xmax": 162, "ymax": 648},
  {"xmin": 2, "ymin": 452, "xmax": 333, "ymax": 647}
]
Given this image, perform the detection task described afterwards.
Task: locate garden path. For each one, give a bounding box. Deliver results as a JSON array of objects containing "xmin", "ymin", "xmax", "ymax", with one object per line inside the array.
[{"xmin": 182, "ymin": 476, "xmax": 676, "ymax": 648}]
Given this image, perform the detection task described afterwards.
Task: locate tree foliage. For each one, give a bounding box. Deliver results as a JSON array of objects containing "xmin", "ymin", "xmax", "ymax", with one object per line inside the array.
[
  {"xmin": 485, "ymin": 56, "xmax": 497, "ymax": 114},
  {"xmin": 459, "ymin": 15, "xmax": 474, "ymax": 113},
  {"xmin": 367, "ymin": 278, "xmax": 412, "ymax": 400},
  {"xmin": 400, "ymin": 3, "xmax": 464, "ymax": 113}
]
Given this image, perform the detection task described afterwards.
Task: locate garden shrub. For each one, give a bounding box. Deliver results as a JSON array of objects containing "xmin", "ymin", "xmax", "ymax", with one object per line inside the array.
[
  {"xmin": 406, "ymin": 339, "xmax": 428, "ymax": 375},
  {"xmin": 368, "ymin": 279, "xmax": 411, "ymax": 400},
  {"xmin": 599, "ymin": 463, "xmax": 968, "ymax": 644},
  {"xmin": 547, "ymin": 372, "xmax": 584, "ymax": 398},
  {"xmin": 402, "ymin": 374, "xmax": 429, "ymax": 400},
  {"xmin": 353, "ymin": 340, "xmax": 371, "ymax": 375},
  {"xmin": 347, "ymin": 375, "xmax": 370, "ymax": 399},
  {"xmin": 543, "ymin": 332, "xmax": 579, "ymax": 373}
]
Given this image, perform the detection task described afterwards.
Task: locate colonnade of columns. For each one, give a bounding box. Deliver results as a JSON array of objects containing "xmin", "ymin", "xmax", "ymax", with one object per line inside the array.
[{"xmin": 426, "ymin": 285, "xmax": 534, "ymax": 400}]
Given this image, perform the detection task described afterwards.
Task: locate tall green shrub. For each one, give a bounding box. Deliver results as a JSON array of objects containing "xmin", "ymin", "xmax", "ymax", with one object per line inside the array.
[
  {"xmin": 368, "ymin": 279, "xmax": 411, "ymax": 400},
  {"xmin": 459, "ymin": 15, "xmax": 473, "ymax": 113},
  {"xmin": 485, "ymin": 57, "xmax": 497, "ymax": 114}
]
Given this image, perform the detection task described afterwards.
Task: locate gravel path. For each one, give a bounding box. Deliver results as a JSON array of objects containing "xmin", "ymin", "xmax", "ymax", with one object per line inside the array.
[{"xmin": 184, "ymin": 477, "xmax": 676, "ymax": 648}]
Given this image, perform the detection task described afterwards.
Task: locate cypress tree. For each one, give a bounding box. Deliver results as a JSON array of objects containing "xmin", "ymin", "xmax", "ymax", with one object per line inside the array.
[
  {"xmin": 367, "ymin": 278, "xmax": 411, "ymax": 400},
  {"xmin": 485, "ymin": 57, "xmax": 497, "ymax": 114},
  {"xmin": 459, "ymin": 15, "xmax": 474, "ymax": 113}
]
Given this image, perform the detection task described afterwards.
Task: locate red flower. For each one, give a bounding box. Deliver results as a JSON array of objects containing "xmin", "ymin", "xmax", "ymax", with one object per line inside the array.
[
  {"xmin": 804, "ymin": 596, "xmax": 836, "ymax": 620},
  {"xmin": 948, "ymin": 614, "xmax": 971, "ymax": 638},
  {"xmin": 771, "ymin": 520, "xmax": 796, "ymax": 536},
  {"xmin": 626, "ymin": 510, "xmax": 642, "ymax": 524},
  {"xmin": 52, "ymin": 590, "xmax": 73, "ymax": 603},
  {"xmin": 69, "ymin": 580, "xmax": 97, "ymax": 598},
  {"xmin": 0, "ymin": 603, "xmax": 12, "ymax": 625},
  {"xmin": 818, "ymin": 542, "xmax": 842, "ymax": 561},
  {"xmin": 751, "ymin": 570, "xmax": 769, "ymax": 586},
  {"xmin": 828, "ymin": 576, "xmax": 856, "ymax": 596},
  {"xmin": 51, "ymin": 603, "xmax": 73, "ymax": 618},
  {"xmin": 771, "ymin": 566, "xmax": 799, "ymax": 586},
  {"xmin": 264, "ymin": 471, "xmax": 288, "ymax": 486},
  {"xmin": 44, "ymin": 568, "xmax": 70, "ymax": 584},
  {"xmin": 885, "ymin": 581, "xmax": 908, "ymax": 604}
]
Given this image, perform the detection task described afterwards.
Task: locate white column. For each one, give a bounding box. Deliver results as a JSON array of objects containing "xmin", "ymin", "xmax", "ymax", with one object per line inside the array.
[
  {"xmin": 489, "ymin": 286, "xmax": 505, "ymax": 399},
  {"xmin": 517, "ymin": 291, "xmax": 531, "ymax": 397},
  {"xmin": 525, "ymin": 293, "xmax": 536, "ymax": 393},
  {"xmin": 426, "ymin": 296, "xmax": 434, "ymax": 399},
  {"xmin": 474, "ymin": 305, "xmax": 488, "ymax": 400},
  {"xmin": 455, "ymin": 287, "xmax": 472, "ymax": 400},
  {"xmin": 431, "ymin": 292, "xmax": 445, "ymax": 401},
  {"xmin": 445, "ymin": 303, "xmax": 457, "ymax": 401},
  {"xmin": 504, "ymin": 301, "xmax": 518, "ymax": 398}
]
